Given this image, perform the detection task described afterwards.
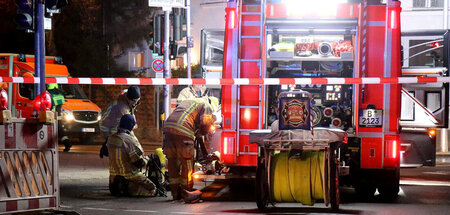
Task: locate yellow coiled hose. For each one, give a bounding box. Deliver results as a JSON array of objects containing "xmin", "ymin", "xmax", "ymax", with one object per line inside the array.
[{"xmin": 271, "ymin": 151, "xmax": 325, "ymax": 205}]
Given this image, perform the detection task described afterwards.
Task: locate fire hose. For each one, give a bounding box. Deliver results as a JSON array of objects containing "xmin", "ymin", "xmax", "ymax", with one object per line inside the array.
[{"xmin": 271, "ymin": 151, "xmax": 325, "ymax": 205}]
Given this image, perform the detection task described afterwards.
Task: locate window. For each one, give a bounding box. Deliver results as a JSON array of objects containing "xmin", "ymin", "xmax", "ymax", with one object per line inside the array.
[
  {"xmin": 129, "ymin": 52, "xmax": 145, "ymax": 69},
  {"xmin": 413, "ymin": 0, "xmax": 444, "ymax": 8},
  {"xmin": 408, "ymin": 39, "xmax": 443, "ymax": 67},
  {"xmin": 201, "ymin": 30, "xmax": 225, "ymax": 67},
  {"xmin": 17, "ymin": 67, "xmax": 35, "ymax": 100},
  {"xmin": 401, "ymin": 91, "xmax": 415, "ymax": 121},
  {"xmin": 426, "ymin": 92, "xmax": 441, "ymax": 112},
  {"xmin": 59, "ymin": 84, "xmax": 88, "ymax": 99},
  {"xmin": 19, "ymin": 83, "xmax": 35, "ymax": 100}
]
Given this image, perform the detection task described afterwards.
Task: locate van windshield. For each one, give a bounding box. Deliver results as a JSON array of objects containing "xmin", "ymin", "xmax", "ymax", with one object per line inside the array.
[{"xmin": 59, "ymin": 84, "xmax": 88, "ymax": 99}]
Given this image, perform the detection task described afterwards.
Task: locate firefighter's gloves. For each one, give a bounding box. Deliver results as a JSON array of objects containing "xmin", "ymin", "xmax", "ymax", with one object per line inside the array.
[{"xmin": 99, "ymin": 141, "xmax": 109, "ymax": 158}]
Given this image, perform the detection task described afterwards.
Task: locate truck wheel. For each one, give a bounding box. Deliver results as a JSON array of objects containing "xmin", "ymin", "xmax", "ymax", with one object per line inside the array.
[
  {"xmin": 329, "ymin": 144, "xmax": 340, "ymax": 211},
  {"xmin": 378, "ymin": 168, "xmax": 400, "ymax": 199},
  {"xmin": 256, "ymin": 159, "xmax": 268, "ymax": 210}
]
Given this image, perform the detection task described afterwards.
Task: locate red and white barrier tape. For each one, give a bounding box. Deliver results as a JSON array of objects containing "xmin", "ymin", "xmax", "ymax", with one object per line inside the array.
[{"xmin": 1, "ymin": 77, "xmax": 450, "ymax": 85}]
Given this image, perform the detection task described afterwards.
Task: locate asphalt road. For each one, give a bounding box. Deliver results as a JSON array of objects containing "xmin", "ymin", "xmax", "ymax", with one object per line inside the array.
[{"xmin": 54, "ymin": 145, "xmax": 450, "ymax": 215}]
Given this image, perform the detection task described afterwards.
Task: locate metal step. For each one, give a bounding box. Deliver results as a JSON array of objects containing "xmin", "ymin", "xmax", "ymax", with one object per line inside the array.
[
  {"xmin": 241, "ymin": 35, "xmax": 262, "ymax": 39},
  {"xmin": 240, "ymin": 105, "xmax": 260, "ymax": 108},
  {"xmin": 242, "ymin": 12, "xmax": 261, "ymax": 15},
  {"xmin": 239, "ymin": 59, "xmax": 260, "ymax": 62}
]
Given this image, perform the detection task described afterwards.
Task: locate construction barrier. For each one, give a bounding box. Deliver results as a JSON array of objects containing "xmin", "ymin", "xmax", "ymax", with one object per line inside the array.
[
  {"xmin": 1, "ymin": 77, "xmax": 450, "ymax": 85},
  {"xmin": 0, "ymin": 118, "xmax": 59, "ymax": 214}
]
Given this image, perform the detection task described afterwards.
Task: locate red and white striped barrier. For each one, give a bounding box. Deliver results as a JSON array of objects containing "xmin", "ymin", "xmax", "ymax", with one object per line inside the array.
[
  {"xmin": 1, "ymin": 119, "xmax": 59, "ymax": 214},
  {"xmin": 1, "ymin": 77, "xmax": 450, "ymax": 85},
  {"xmin": 0, "ymin": 198, "xmax": 56, "ymax": 214}
]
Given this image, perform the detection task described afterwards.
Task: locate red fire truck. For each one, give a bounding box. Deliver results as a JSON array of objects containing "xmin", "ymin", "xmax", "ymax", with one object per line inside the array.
[{"xmin": 218, "ymin": 0, "xmax": 405, "ymax": 199}]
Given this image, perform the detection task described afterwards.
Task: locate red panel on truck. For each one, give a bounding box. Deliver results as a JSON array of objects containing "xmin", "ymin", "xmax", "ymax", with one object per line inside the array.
[
  {"xmin": 361, "ymin": 137, "xmax": 383, "ymax": 169},
  {"xmin": 237, "ymin": 134, "xmax": 258, "ymax": 166}
]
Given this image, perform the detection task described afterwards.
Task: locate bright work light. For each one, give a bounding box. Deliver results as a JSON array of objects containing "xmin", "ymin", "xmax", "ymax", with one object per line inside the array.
[{"xmin": 285, "ymin": 0, "xmax": 348, "ymax": 17}]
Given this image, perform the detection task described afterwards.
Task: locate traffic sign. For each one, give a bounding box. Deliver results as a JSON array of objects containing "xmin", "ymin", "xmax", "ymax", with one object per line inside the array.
[
  {"xmin": 148, "ymin": 0, "xmax": 185, "ymax": 8},
  {"xmin": 152, "ymin": 59, "xmax": 164, "ymax": 72}
]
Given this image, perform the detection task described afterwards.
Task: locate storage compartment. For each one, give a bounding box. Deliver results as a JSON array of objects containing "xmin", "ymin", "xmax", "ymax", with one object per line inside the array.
[
  {"xmin": 267, "ymin": 35, "xmax": 354, "ymax": 62},
  {"xmin": 265, "ymin": 32, "xmax": 355, "ymax": 131}
]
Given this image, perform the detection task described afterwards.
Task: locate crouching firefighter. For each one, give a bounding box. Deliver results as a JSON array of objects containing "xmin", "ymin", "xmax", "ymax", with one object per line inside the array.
[
  {"xmin": 163, "ymin": 97, "xmax": 219, "ymax": 202},
  {"xmin": 107, "ymin": 114, "xmax": 156, "ymax": 197}
]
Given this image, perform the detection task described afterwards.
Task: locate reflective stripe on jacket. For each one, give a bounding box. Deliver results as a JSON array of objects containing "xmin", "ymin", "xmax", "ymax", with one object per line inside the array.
[
  {"xmin": 100, "ymin": 93, "xmax": 135, "ymax": 134},
  {"xmin": 163, "ymin": 98, "xmax": 214, "ymax": 139},
  {"xmin": 107, "ymin": 132, "xmax": 146, "ymax": 180}
]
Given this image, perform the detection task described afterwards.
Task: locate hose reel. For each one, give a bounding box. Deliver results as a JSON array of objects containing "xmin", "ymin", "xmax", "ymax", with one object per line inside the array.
[
  {"xmin": 255, "ymin": 90, "xmax": 340, "ymax": 211},
  {"xmin": 256, "ymin": 142, "xmax": 340, "ymax": 210}
]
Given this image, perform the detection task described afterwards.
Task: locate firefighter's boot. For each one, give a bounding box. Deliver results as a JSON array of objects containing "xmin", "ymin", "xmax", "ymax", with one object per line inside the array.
[
  {"xmin": 170, "ymin": 183, "xmax": 182, "ymax": 201},
  {"xmin": 183, "ymin": 189, "xmax": 202, "ymax": 203},
  {"xmin": 62, "ymin": 139, "xmax": 72, "ymax": 152}
]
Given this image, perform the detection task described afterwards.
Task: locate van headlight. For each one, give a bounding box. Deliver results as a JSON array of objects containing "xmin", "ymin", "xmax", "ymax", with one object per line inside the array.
[
  {"xmin": 97, "ymin": 114, "xmax": 101, "ymax": 121},
  {"xmin": 62, "ymin": 109, "xmax": 74, "ymax": 121}
]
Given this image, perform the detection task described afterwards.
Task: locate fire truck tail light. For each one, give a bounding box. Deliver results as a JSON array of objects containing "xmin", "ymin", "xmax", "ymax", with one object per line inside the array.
[
  {"xmin": 392, "ymin": 140, "xmax": 397, "ymax": 159},
  {"xmin": 0, "ymin": 88, "xmax": 8, "ymax": 110},
  {"xmin": 385, "ymin": 139, "xmax": 398, "ymax": 159},
  {"xmin": 223, "ymin": 137, "xmax": 235, "ymax": 155}
]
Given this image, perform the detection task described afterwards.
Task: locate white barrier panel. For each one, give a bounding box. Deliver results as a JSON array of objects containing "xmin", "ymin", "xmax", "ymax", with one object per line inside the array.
[
  {"xmin": 0, "ymin": 118, "xmax": 59, "ymax": 214},
  {"xmin": 1, "ymin": 77, "xmax": 450, "ymax": 85}
]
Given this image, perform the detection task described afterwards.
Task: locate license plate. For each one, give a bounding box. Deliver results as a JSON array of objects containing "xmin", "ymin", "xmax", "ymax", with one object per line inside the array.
[
  {"xmin": 82, "ymin": 128, "xmax": 95, "ymax": 132},
  {"xmin": 359, "ymin": 109, "xmax": 383, "ymax": 127}
]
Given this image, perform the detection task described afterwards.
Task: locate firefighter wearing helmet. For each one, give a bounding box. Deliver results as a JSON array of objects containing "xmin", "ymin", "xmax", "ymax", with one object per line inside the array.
[
  {"xmin": 107, "ymin": 114, "xmax": 156, "ymax": 197},
  {"xmin": 163, "ymin": 96, "xmax": 219, "ymax": 202}
]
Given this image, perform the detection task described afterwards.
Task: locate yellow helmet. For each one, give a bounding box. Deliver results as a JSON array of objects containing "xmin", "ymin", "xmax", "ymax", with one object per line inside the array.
[{"xmin": 208, "ymin": 97, "xmax": 219, "ymax": 112}]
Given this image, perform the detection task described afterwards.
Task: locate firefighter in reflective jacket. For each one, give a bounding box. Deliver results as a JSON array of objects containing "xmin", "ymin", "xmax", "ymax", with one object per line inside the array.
[
  {"xmin": 99, "ymin": 86, "xmax": 141, "ymax": 158},
  {"xmin": 48, "ymin": 84, "xmax": 71, "ymax": 152},
  {"xmin": 163, "ymin": 97, "xmax": 219, "ymax": 201},
  {"xmin": 107, "ymin": 114, "xmax": 156, "ymax": 197}
]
